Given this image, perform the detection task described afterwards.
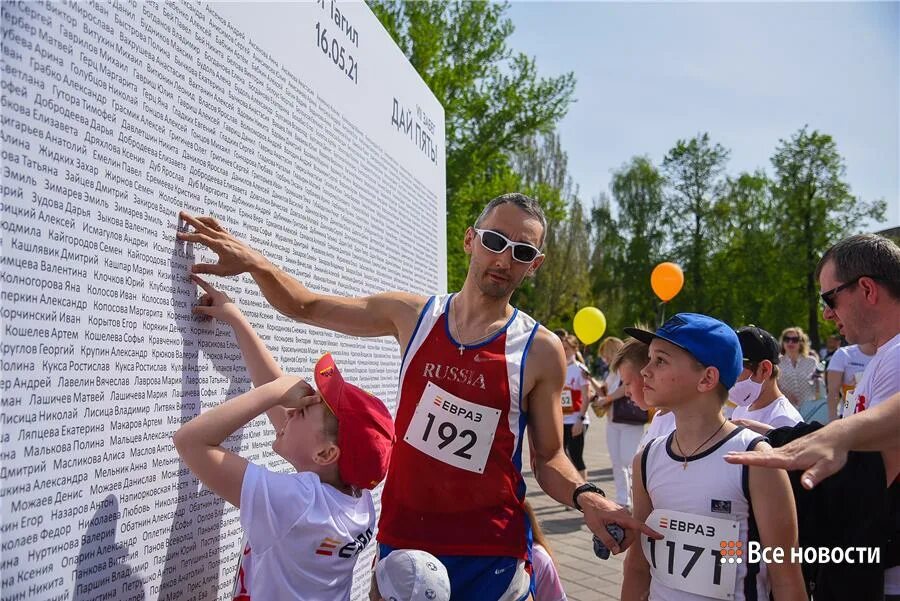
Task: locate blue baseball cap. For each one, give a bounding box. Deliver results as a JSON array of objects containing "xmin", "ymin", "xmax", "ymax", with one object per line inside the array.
[{"xmin": 624, "ymin": 313, "xmax": 743, "ymax": 389}]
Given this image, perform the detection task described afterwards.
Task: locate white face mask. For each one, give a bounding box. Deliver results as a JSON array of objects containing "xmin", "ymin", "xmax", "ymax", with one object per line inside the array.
[{"xmin": 729, "ymin": 377, "xmax": 763, "ymax": 407}]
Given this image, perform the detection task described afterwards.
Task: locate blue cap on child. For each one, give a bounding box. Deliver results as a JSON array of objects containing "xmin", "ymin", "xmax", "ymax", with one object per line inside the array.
[
  {"xmin": 624, "ymin": 313, "xmax": 743, "ymax": 389},
  {"xmin": 376, "ymin": 549, "xmax": 450, "ymax": 601}
]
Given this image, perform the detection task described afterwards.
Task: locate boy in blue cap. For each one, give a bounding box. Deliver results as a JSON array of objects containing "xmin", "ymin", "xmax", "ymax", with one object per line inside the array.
[{"xmin": 620, "ymin": 314, "xmax": 806, "ymax": 601}]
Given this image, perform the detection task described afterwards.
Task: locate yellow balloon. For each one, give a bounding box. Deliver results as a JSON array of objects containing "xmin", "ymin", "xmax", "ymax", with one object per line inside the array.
[
  {"xmin": 651, "ymin": 262, "xmax": 684, "ymax": 302},
  {"xmin": 573, "ymin": 307, "xmax": 607, "ymax": 345}
]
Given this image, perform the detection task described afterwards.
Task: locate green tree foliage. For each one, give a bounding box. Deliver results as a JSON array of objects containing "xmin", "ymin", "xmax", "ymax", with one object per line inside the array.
[
  {"xmin": 661, "ymin": 133, "xmax": 730, "ymax": 312},
  {"xmin": 367, "ymin": 0, "xmax": 576, "ymax": 289},
  {"xmin": 508, "ymin": 132, "xmax": 580, "ymax": 327},
  {"xmin": 589, "ymin": 193, "xmax": 625, "ymax": 333},
  {"xmin": 606, "ymin": 157, "xmax": 667, "ymax": 329},
  {"xmin": 769, "ymin": 126, "xmax": 886, "ymax": 346},
  {"xmin": 704, "ymin": 171, "xmax": 793, "ymax": 327}
]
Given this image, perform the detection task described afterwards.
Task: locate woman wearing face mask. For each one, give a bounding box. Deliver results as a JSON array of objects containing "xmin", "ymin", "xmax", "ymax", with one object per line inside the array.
[{"xmin": 730, "ymin": 326, "xmax": 803, "ymax": 428}]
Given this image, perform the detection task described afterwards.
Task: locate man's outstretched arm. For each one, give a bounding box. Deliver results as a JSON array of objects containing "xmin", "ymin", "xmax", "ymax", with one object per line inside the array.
[{"xmin": 176, "ymin": 212, "xmax": 425, "ymax": 342}]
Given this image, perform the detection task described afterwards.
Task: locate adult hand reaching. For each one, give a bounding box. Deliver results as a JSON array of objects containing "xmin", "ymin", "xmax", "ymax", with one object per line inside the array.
[
  {"xmin": 725, "ymin": 427, "xmax": 847, "ymax": 490},
  {"xmin": 581, "ymin": 494, "xmax": 662, "ymax": 554},
  {"xmin": 726, "ymin": 392, "xmax": 900, "ymax": 489},
  {"xmin": 176, "ymin": 211, "xmax": 269, "ymax": 276}
]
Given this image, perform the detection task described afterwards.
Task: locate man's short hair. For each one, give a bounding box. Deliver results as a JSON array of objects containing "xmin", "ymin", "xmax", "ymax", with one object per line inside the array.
[
  {"xmin": 474, "ymin": 193, "xmax": 548, "ymax": 248},
  {"xmin": 816, "ymin": 234, "xmax": 900, "ymax": 300},
  {"xmin": 610, "ymin": 338, "xmax": 649, "ymax": 373}
]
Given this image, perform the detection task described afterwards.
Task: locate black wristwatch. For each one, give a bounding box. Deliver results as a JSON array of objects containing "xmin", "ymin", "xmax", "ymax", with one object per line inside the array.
[{"xmin": 572, "ymin": 482, "xmax": 606, "ymax": 512}]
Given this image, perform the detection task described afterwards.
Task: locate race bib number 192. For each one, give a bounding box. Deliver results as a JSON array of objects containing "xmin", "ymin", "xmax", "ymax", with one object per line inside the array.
[
  {"xmin": 641, "ymin": 509, "xmax": 740, "ymax": 600},
  {"xmin": 404, "ymin": 381, "xmax": 501, "ymax": 474}
]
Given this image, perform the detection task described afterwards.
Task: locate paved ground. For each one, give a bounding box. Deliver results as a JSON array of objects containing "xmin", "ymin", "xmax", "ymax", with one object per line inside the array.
[{"xmin": 522, "ymin": 422, "xmax": 629, "ymax": 600}]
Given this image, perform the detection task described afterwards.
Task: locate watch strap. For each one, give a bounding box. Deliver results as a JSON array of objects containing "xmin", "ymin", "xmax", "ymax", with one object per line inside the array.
[{"xmin": 572, "ymin": 482, "xmax": 605, "ymax": 512}]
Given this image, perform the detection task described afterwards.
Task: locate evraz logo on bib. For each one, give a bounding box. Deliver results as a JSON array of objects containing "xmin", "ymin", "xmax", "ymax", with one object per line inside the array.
[
  {"xmin": 641, "ymin": 509, "xmax": 741, "ymax": 600},
  {"xmin": 433, "ymin": 394, "xmax": 484, "ymax": 423}
]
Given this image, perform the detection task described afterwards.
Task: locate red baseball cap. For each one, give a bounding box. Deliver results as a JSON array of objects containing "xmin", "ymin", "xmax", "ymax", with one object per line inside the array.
[{"xmin": 314, "ymin": 353, "xmax": 395, "ymax": 490}]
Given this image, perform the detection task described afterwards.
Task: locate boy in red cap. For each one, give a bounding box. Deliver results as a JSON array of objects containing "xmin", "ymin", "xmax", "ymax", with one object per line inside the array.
[{"xmin": 174, "ymin": 277, "xmax": 394, "ymax": 600}]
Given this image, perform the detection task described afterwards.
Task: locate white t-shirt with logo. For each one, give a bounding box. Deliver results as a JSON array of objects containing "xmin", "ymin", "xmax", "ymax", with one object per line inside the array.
[
  {"xmin": 840, "ymin": 332, "xmax": 900, "ymax": 593},
  {"xmin": 840, "ymin": 333, "xmax": 899, "ymax": 418},
  {"xmin": 827, "ymin": 345, "xmax": 875, "ymax": 405},
  {"xmin": 563, "ymin": 361, "xmax": 590, "ymax": 426},
  {"xmin": 238, "ymin": 464, "xmax": 376, "ymax": 600},
  {"xmin": 731, "ymin": 395, "xmax": 803, "ymax": 429}
]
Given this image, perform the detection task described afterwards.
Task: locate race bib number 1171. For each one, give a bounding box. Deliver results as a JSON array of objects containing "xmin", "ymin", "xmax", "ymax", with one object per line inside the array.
[
  {"xmin": 641, "ymin": 509, "xmax": 740, "ymax": 600},
  {"xmin": 404, "ymin": 381, "xmax": 502, "ymax": 474}
]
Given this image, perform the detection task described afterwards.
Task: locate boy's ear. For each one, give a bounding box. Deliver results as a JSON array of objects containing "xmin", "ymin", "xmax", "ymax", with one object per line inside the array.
[
  {"xmin": 314, "ymin": 443, "xmax": 340, "ymax": 467},
  {"xmin": 696, "ymin": 366, "xmax": 721, "ymax": 394}
]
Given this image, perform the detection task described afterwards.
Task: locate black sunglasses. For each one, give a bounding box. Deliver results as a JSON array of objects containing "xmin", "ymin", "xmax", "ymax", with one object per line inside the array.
[
  {"xmin": 782, "ymin": 336, "xmax": 801, "ymax": 343},
  {"xmin": 819, "ymin": 275, "xmax": 881, "ymax": 310},
  {"xmin": 474, "ymin": 228, "xmax": 543, "ymax": 263}
]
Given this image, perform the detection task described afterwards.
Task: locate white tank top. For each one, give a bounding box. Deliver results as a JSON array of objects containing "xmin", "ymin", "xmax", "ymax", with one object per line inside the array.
[{"xmin": 641, "ymin": 426, "xmax": 769, "ymax": 601}]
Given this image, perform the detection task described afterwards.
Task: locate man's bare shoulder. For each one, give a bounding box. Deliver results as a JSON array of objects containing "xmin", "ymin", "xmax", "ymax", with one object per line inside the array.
[
  {"xmin": 530, "ymin": 325, "xmax": 564, "ymax": 350},
  {"xmin": 527, "ymin": 326, "xmax": 566, "ymax": 375},
  {"xmin": 368, "ymin": 291, "xmax": 430, "ymax": 341}
]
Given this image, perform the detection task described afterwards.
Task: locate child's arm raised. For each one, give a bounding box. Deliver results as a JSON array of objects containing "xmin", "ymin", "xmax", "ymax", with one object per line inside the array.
[
  {"xmin": 173, "ymin": 376, "xmax": 316, "ymax": 507},
  {"xmin": 621, "ymin": 450, "xmax": 652, "ymax": 601},
  {"xmin": 192, "ymin": 275, "xmax": 303, "ymax": 431},
  {"xmin": 747, "ymin": 441, "xmax": 807, "ymax": 601}
]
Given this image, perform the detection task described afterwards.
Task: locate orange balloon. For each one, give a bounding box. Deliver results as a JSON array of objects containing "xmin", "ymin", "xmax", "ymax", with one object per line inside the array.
[{"xmin": 651, "ymin": 262, "xmax": 684, "ymax": 302}]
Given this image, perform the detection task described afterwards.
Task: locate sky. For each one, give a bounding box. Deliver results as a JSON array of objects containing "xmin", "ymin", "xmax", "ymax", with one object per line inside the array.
[{"xmin": 506, "ymin": 1, "xmax": 899, "ymax": 232}]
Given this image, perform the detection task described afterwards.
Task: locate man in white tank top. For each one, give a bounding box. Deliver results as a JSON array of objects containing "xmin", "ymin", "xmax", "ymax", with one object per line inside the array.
[{"xmin": 620, "ymin": 314, "xmax": 807, "ymax": 601}]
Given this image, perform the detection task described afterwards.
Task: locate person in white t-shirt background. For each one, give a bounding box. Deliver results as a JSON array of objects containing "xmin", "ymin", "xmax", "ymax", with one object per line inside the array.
[
  {"xmin": 730, "ymin": 325, "xmax": 803, "ymax": 429},
  {"xmin": 559, "ymin": 333, "xmax": 592, "ymax": 480},
  {"xmin": 173, "ymin": 278, "xmax": 395, "ymax": 601},
  {"xmin": 825, "ymin": 342, "xmax": 875, "ymax": 421},
  {"xmin": 819, "ymin": 334, "xmax": 843, "ymax": 366}
]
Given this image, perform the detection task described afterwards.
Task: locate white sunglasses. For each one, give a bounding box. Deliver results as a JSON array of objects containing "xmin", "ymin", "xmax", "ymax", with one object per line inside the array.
[{"xmin": 473, "ymin": 228, "xmax": 543, "ymax": 263}]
